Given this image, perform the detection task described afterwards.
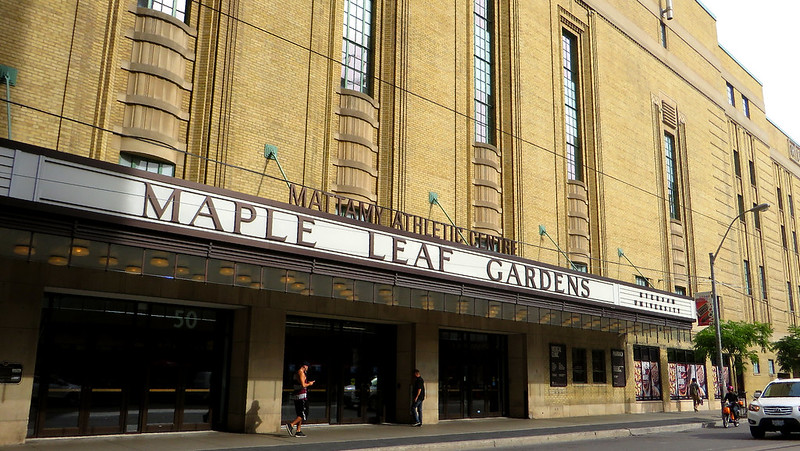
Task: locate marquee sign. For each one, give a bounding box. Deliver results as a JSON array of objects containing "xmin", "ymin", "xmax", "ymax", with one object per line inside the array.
[{"xmin": 2, "ymin": 145, "xmax": 695, "ymax": 322}]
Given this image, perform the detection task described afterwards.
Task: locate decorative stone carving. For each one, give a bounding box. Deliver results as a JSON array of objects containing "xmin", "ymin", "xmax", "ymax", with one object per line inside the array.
[
  {"xmin": 119, "ymin": 7, "xmax": 195, "ymax": 163},
  {"xmin": 472, "ymin": 143, "xmax": 502, "ymax": 235},
  {"xmin": 333, "ymin": 89, "xmax": 379, "ymax": 203},
  {"xmin": 567, "ymin": 180, "xmax": 590, "ymax": 266}
]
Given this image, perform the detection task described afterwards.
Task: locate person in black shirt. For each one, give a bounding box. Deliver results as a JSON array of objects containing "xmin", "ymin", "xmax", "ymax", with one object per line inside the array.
[
  {"xmin": 287, "ymin": 362, "xmax": 315, "ymax": 437},
  {"xmin": 723, "ymin": 385, "xmax": 738, "ymax": 404},
  {"xmin": 723, "ymin": 385, "xmax": 739, "ymax": 423},
  {"xmin": 411, "ymin": 369, "xmax": 425, "ymax": 426}
]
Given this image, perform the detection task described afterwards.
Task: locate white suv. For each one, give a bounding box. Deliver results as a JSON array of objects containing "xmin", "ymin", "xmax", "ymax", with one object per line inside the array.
[{"xmin": 748, "ymin": 378, "xmax": 800, "ymax": 438}]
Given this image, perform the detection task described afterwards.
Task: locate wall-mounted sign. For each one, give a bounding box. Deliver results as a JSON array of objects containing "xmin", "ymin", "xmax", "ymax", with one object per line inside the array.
[
  {"xmin": 611, "ymin": 349, "xmax": 626, "ymax": 387},
  {"xmin": 694, "ymin": 292, "xmax": 712, "ymax": 326},
  {"xmin": 550, "ymin": 344, "xmax": 567, "ymax": 387},
  {"xmin": 287, "ymin": 184, "xmax": 518, "ymax": 255},
  {"xmin": 2, "ymin": 145, "xmax": 695, "ymax": 323},
  {"xmin": 790, "ymin": 141, "xmax": 800, "ymax": 165},
  {"xmin": 0, "ymin": 362, "xmax": 22, "ymax": 384}
]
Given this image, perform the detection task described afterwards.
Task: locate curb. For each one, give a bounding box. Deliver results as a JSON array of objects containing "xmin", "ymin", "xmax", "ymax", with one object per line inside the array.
[{"xmin": 352, "ymin": 421, "xmax": 715, "ymax": 450}]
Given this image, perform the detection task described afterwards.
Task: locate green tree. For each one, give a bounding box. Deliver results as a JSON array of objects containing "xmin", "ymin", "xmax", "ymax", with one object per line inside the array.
[
  {"xmin": 773, "ymin": 325, "xmax": 800, "ymax": 376},
  {"xmin": 693, "ymin": 320, "xmax": 772, "ymax": 380}
]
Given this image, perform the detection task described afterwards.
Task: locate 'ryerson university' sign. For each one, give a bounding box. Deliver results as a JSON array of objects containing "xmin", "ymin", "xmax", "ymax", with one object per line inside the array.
[{"xmin": 2, "ymin": 145, "xmax": 695, "ymax": 322}]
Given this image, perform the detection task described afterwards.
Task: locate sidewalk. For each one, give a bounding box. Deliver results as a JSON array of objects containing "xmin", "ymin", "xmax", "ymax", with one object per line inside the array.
[{"xmin": 0, "ymin": 411, "xmax": 720, "ymax": 451}]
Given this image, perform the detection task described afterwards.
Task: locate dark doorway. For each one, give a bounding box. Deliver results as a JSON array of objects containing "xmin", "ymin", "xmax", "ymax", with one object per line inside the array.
[
  {"xmin": 28, "ymin": 295, "xmax": 231, "ymax": 438},
  {"xmin": 282, "ymin": 316, "xmax": 396, "ymax": 424},
  {"xmin": 439, "ymin": 330, "xmax": 507, "ymax": 419}
]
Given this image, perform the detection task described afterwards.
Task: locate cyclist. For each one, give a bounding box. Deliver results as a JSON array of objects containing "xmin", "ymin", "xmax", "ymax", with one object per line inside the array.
[{"xmin": 723, "ymin": 385, "xmax": 740, "ymax": 426}]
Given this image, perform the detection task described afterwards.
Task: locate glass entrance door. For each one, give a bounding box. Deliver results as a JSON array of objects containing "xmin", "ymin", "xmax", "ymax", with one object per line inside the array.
[
  {"xmin": 339, "ymin": 347, "xmax": 382, "ymax": 424},
  {"xmin": 144, "ymin": 362, "xmax": 178, "ymax": 432},
  {"xmin": 439, "ymin": 330, "xmax": 507, "ymax": 419},
  {"xmin": 86, "ymin": 333, "xmax": 128, "ymax": 435},
  {"xmin": 28, "ymin": 295, "xmax": 230, "ymax": 438},
  {"xmin": 282, "ymin": 316, "xmax": 396, "ymax": 425}
]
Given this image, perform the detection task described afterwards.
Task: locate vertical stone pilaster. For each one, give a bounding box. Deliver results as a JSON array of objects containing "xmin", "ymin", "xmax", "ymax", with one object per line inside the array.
[
  {"xmin": 397, "ymin": 323, "xmax": 439, "ymax": 425},
  {"xmin": 527, "ymin": 325, "xmax": 547, "ymax": 418},
  {"xmin": 0, "ymin": 265, "xmax": 43, "ymax": 445},
  {"xmin": 507, "ymin": 333, "xmax": 528, "ymax": 417},
  {"xmin": 243, "ymin": 306, "xmax": 286, "ymax": 433},
  {"xmin": 414, "ymin": 323, "xmax": 439, "ymax": 424},
  {"xmin": 660, "ymin": 347, "xmax": 672, "ymax": 412}
]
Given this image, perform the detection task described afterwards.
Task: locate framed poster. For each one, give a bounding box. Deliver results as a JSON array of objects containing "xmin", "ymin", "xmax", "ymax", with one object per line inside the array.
[
  {"xmin": 611, "ymin": 348, "xmax": 625, "ymax": 387},
  {"xmin": 0, "ymin": 362, "xmax": 22, "ymax": 384},
  {"xmin": 550, "ymin": 344, "xmax": 567, "ymax": 387}
]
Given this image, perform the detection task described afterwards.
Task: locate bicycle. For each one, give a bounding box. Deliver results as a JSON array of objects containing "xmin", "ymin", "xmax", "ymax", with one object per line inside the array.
[{"xmin": 722, "ymin": 400, "xmax": 742, "ymax": 428}]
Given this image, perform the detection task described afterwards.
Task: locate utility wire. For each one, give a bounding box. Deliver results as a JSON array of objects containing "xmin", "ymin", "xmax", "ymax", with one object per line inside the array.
[
  {"xmin": 184, "ymin": 0, "xmax": 778, "ymax": 237},
  {"xmin": 0, "ymin": 97, "xmax": 693, "ymax": 280},
  {"xmin": 3, "ymin": 93, "xmax": 784, "ymax": 288},
  {"xmin": 0, "ymin": 1, "xmax": 792, "ymax": 284},
  {"xmin": 182, "ymin": 0, "xmax": 789, "ymax": 271},
  {"xmin": 711, "ymin": 279, "xmax": 798, "ymax": 321},
  {"xmin": 7, "ymin": 92, "xmax": 789, "ymax": 296}
]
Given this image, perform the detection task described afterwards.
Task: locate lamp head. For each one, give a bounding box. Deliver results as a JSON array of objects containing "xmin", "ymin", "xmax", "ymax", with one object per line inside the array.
[
  {"xmin": 752, "ymin": 203, "xmax": 770, "ymax": 213},
  {"xmin": 662, "ymin": 0, "xmax": 674, "ymax": 20},
  {"xmin": 662, "ymin": 8, "xmax": 673, "ymax": 20}
]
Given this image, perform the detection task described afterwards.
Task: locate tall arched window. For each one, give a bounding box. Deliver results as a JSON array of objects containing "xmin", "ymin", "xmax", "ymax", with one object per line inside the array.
[
  {"xmin": 341, "ymin": 0, "xmax": 373, "ymax": 94},
  {"xmin": 474, "ymin": 0, "xmax": 494, "ymax": 144},
  {"xmin": 138, "ymin": 0, "xmax": 187, "ymax": 22},
  {"xmin": 562, "ymin": 29, "xmax": 582, "ymax": 181},
  {"xmin": 664, "ymin": 132, "xmax": 680, "ymax": 220}
]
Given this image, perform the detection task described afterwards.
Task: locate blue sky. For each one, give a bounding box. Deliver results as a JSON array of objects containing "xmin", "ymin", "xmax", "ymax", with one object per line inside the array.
[{"xmin": 698, "ymin": 0, "xmax": 800, "ymax": 143}]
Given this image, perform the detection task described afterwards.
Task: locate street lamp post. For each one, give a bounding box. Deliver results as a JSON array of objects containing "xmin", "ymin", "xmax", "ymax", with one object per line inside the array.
[{"xmin": 708, "ymin": 202, "xmax": 769, "ymax": 406}]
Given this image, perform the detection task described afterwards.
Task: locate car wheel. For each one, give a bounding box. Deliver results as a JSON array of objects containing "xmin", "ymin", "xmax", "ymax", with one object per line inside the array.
[{"xmin": 750, "ymin": 426, "xmax": 765, "ymax": 439}]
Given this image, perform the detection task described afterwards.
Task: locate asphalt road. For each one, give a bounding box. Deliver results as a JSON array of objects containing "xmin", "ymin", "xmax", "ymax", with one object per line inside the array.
[{"xmin": 493, "ymin": 424, "xmax": 800, "ymax": 450}]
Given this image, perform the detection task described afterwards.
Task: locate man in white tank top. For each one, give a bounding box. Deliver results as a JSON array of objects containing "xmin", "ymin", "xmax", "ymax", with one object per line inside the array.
[{"xmin": 287, "ymin": 361, "xmax": 315, "ymax": 437}]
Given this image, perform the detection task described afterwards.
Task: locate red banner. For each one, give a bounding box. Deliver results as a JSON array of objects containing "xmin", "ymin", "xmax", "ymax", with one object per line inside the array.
[{"xmin": 694, "ymin": 292, "xmax": 712, "ymax": 326}]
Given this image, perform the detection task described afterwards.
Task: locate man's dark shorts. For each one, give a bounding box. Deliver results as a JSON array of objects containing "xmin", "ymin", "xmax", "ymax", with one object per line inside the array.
[{"xmin": 294, "ymin": 399, "xmax": 308, "ymax": 421}]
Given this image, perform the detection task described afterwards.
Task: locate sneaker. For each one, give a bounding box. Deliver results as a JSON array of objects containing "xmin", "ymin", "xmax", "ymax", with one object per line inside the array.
[
  {"xmin": 295, "ymin": 431, "xmax": 306, "ymax": 437},
  {"xmin": 286, "ymin": 423, "xmax": 294, "ymax": 437},
  {"xmin": 413, "ymin": 422, "xmax": 422, "ymax": 427}
]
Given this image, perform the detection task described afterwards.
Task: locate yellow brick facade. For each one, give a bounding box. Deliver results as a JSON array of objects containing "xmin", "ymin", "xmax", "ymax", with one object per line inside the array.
[{"xmin": 1, "ymin": 0, "xmax": 799, "ymax": 444}]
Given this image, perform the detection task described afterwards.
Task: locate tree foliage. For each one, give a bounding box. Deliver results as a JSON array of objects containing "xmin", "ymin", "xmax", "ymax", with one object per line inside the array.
[
  {"xmin": 693, "ymin": 320, "xmax": 772, "ymax": 375},
  {"xmin": 773, "ymin": 326, "xmax": 800, "ymax": 375}
]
